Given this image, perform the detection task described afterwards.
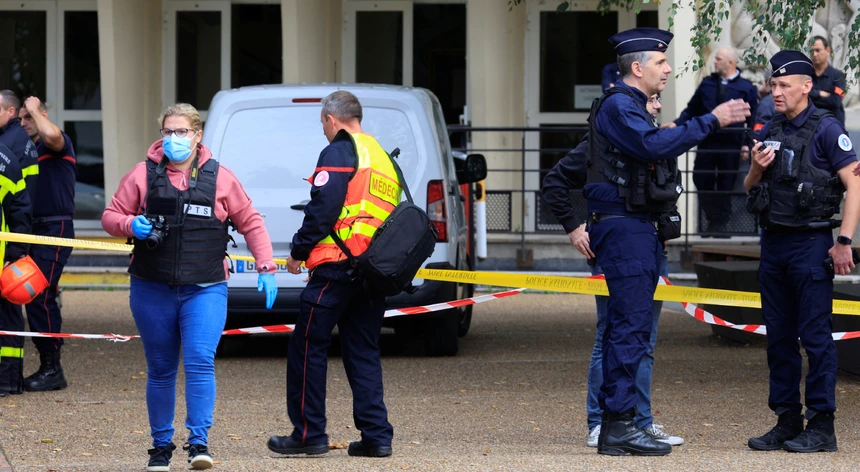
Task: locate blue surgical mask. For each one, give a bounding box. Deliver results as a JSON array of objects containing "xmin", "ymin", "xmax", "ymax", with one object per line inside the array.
[{"xmin": 163, "ymin": 134, "xmax": 195, "ymax": 163}]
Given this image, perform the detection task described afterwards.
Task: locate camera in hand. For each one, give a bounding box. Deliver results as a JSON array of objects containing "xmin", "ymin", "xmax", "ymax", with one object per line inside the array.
[{"xmin": 145, "ymin": 215, "xmax": 170, "ymax": 249}]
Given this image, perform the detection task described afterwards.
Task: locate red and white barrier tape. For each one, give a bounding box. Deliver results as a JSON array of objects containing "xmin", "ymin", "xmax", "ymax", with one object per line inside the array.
[
  {"xmin": 588, "ymin": 275, "xmax": 860, "ymax": 341},
  {"xmin": 0, "ymin": 288, "xmax": 526, "ymax": 342}
]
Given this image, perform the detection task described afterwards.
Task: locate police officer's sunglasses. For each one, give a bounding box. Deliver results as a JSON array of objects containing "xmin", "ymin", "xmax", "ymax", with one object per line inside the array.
[{"xmin": 159, "ymin": 128, "xmax": 198, "ymax": 138}]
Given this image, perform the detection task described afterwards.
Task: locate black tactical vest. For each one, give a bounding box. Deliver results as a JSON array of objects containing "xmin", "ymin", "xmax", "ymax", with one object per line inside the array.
[
  {"xmin": 586, "ymin": 87, "xmax": 683, "ymax": 214},
  {"xmin": 128, "ymin": 158, "xmax": 230, "ymax": 284},
  {"xmin": 751, "ymin": 109, "xmax": 844, "ymax": 230}
]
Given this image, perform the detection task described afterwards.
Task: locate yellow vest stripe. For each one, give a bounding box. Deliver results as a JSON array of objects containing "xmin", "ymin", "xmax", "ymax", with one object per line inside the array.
[
  {"xmin": 22, "ymin": 164, "xmax": 39, "ymax": 177},
  {"xmin": 341, "ymin": 200, "xmax": 393, "ymax": 223},
  {"xmin": 0, "ymin": 347, "xmax": 24, "ymax": 358}
]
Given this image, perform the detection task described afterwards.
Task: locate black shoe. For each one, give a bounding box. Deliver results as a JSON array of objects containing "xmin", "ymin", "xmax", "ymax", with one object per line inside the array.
[
  {"xmin": 748, "ymin": 412, "xmax": 803, "ymax": 451},
  {"xmin": 347, "ymin": 441, "xmax": 393, "ymax": 457},
  {"xmin": 184, "ymin": 443, "xmax": 214, "ymax": 470},
  {"xmin": 783, "ymin": 413, "xmax": 838, "ymax": 453},
  {"xmin": 147, "ymin": 443, "xmax": 176, "ymax": 472},
  {"xmin": 24, "ymin": 350, "xmax": 67, "ymax": 392},
  {"xmin": 597, "ymin": 409, "xmax": 672, "ymax": 456},
  {"xmin": 267, "ymin": 435, "xmax": 329, "ymax": 455}
]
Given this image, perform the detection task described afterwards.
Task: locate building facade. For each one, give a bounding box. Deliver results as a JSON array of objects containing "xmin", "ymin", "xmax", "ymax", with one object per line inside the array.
[{"xmin": 0, "ymin": 0, "xmax": 850, "ymax": 234}]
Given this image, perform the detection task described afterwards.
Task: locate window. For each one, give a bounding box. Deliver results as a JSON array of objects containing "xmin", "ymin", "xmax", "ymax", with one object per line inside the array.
[
  {"xmin": 66, "ymin": 121, "xmax": 104, "ymax": 219},
  {"xmin": 413, "ymin": 4, "xmax": 466, "ymax": 125},
  {"xmin": 231, "ymin": 4, "xmax": 282, "ymax": 88},
  {"xmin": 219, "ymin": 105, "xmax": 421, "ymax": 188},
  {"xmin": 64, "ymin": 11, "xmax": 100, "ymax": 110},
  {"xmin": 176, "ymin": 11, "xmax": 222, "ymax": 110},
  {"xmin": 0, "ymin": 11, "xmax": 48, "ymax": 99},
  {"xmin": 539, "ymin": 11, "xmax": 618, "ymax": 113},
  {"xmin": 356, "ymin": 11, "xmax": 404, "ymax": 85}
]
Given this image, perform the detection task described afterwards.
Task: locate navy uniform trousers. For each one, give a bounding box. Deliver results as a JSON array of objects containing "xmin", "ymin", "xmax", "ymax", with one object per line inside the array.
[
  {"xmin": 286, "ymin": 264, "xmax": 394, "ymax": 447},
  {"xmin": 760, "ymin": 230, "xmax": 838, "ymax": 415},
  {"xmin": 0, "ymin": 299, "xmax": 25, "ymax": 393},
  {"xmin": 588, "ymin": 216, "xmax": 663, "ymax": 414},
  {"xmin": 25, "ymin": 220, "xmax": 74, "ymax": 352}
]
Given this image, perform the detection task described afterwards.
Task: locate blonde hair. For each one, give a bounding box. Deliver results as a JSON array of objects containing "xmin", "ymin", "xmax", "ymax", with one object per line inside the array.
[{"xmin": 158, "ymin": 103, "xmax": 202, "ymax": 131}]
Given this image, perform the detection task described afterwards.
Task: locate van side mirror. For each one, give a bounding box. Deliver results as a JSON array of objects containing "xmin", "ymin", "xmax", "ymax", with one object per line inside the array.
[{"xmin": 455, "ymin": 154, "xmax": 487, "ymax": 184}]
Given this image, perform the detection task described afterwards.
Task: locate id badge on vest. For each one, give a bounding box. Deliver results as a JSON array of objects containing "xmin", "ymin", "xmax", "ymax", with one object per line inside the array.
[{"xmin": 184, "ymin": 203, "xmax": 213, "ymax": 217}]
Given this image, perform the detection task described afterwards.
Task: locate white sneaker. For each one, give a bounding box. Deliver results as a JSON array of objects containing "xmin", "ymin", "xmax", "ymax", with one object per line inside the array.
[
  {"xmin": 586, "ymin": 425, "xmax": 600, "ymax": 447},
  {"xmin": 644, "ymin": 424, "xmax": 684, "ymax": 446}
]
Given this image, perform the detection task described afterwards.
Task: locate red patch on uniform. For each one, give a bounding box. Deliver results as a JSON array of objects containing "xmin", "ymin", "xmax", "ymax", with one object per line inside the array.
[{"xmin": 313, "ymin": 170, "xmax": 330, "ymax": 187}]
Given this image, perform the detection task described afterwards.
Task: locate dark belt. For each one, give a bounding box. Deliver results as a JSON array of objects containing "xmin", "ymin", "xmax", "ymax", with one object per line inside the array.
[
  {"xmin": 33, "ymin": 215, "xmax": 73, "ymax": 224},
  {"xmin": 589, "ymin": 212, "xmax": 657, "ymax": 228}
]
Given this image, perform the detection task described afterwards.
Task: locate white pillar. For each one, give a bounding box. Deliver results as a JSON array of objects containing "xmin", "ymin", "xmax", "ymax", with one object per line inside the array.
[
  {"xmin": 661, "ymin": 3, "xmax": 699, "ymax": 236},
  {"xmin": 282, "ymin": 0, "xmax": 341, "ymax": 83},
  {"xmin": 467, "ymin": 0, "xmax": 526, "ymax": 231},
  {"xmin": 98, "ymin": 0, "xmax": 162, "ymax": 203}
]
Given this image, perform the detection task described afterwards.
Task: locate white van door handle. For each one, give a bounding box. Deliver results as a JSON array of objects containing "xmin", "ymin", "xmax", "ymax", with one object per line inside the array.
[{"xmin": 291, "ymin": 200, "xmax": 310, "ymax": 210}]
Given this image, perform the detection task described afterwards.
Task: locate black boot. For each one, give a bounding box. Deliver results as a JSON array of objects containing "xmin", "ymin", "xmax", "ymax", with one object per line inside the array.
[
  {"xmin": 23, "ymin": 350, "xmax": 67, "ymax": 392},
  {"xmin": 783, "ymin": 412, "xmax": 837, "ymax": 453},
  {"xmin": 748, "ymin": 412, "xmax": 803, "ymax": 451},
  {"xmin": 597, "ymin": 409, "xmax": 672, "ymax": 456},
  {"xmin": 0, "ymin": 356, "xmax": 24, "ymax": 396}
]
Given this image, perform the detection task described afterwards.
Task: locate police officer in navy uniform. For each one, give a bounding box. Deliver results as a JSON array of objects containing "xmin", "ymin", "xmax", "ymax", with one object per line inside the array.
[
  {"xmin": 602, "ymin": 62, "xmax": 622, "ymax": 92},
  {"xmin": 808, "ymin": 36, "xmax": 846, "ymax": 126},
  {"xmin": 744, "ymin": 50, "xmax": 859, "ymax": 453},
  {"xmin": 0, "ymin": 141, "xmax": 33, "ymax": 397},
  {"xmin": 0, "ymin": 91, "xmax": 40, "ymax": 203},
  {"xmin": 586, "ymin": 27, "xmax": 750, "ymax": 456},
  {"xmin": 268, "ymin": 91, "xmax": 395, "ymax": 459},
  {"xmin": 667, "ymin": 49, "xmax": 759, "ymax": 235},
  {"xmin": 17, "ymin": 97, "xmax": 76, "ymax": 392}
]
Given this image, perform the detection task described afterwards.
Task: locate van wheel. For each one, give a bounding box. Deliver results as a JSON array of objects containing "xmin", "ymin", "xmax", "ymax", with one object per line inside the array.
[
  {"xmin": 424, "ymin": 314, "xmax": 459, "ymax": 356},
  {"xmin": 457, "ymin": 283, "xmax": 474, "ymax": 338}
]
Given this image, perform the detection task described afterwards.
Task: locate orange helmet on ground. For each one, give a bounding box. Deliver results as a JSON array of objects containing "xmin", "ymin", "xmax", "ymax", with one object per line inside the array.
[{"xmin": 1, "ymin": 256, "xmax": 49, "ymax": 305}]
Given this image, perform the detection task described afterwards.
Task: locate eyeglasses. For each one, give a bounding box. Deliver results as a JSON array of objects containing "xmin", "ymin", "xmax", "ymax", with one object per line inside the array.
[
  {"xmin": 159, "ymin": 128, "xmax": 198, "ymax": 138},
  {"xmin": 647, "ymin": 96, "xmax": 662, "ymax": 104}
]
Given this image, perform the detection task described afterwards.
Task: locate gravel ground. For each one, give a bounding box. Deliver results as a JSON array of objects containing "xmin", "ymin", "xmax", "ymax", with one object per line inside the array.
[{"xmin": 1, "ymin": 290, "xmax": 859, "ymax": 471}]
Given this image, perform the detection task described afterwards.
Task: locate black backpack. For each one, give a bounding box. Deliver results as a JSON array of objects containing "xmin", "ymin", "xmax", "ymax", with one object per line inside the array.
[{"xmin": 330, "ymin": 148, "xmax": 437, "ymax": 296}]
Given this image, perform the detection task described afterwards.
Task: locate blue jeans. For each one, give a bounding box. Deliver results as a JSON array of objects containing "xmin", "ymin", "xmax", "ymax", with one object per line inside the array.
[
  {"xmin": 130, "ymin": 277, "xmax": 228, "ymax": 447},
  {"xmin": 586, "ymin": 253, "xmax": 668, "ymax": 430}
]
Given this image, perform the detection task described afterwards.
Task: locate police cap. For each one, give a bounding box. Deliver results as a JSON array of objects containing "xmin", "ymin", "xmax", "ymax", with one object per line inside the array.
[
  {"xmin": 770, "ymin": 50, "xmax": 814, "ymax": 78},
  {"xmin": 608, "ymin": 27, "xmax": 674, "ymax": 56}
]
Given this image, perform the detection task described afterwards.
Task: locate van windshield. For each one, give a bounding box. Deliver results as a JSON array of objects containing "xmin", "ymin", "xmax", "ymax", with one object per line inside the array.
[{"xmin": 217, "ymin": 105, "xmax": 422, "ymax": 189}]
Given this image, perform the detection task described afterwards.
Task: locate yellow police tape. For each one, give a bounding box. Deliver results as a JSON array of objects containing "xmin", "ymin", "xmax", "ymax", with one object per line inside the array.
[{"xmin": 3, "ymin": 231, "xmax": 860, "ymax": 315}]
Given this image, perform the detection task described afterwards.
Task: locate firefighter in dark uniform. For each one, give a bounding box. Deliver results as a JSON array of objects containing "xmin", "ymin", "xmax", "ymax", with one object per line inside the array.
[
  {"xmin": 0, "ymin": 91, "xmax": 40, "ymax": 202},
  {"xmin": 0, "ymin": 140, "xmax": 33, "ymax": 397},
  {"xmin": 586, "ymin": 27, "xmax": 750, "ymax": 456},
  {"xmin": 268, "ymin": 90, "xmax": 396, "ymax": 458},
  {"xmin": 17, "ymin": 97, "xmax": 76, "ymax": 392},
  {"xmin": 744, "ymin": 50, "xmax": 859, "ymax": 453},
  {"xmin": 809, "ymin": 36, "xmax": 847, "ymax": 126}
]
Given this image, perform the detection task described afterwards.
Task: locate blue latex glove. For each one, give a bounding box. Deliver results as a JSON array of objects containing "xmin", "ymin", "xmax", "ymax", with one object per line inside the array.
[
  {"xmin": 131, "ymin": 215, "xmax": 153, "ymax": 240},
  {"xmin": 257, "ymin": 273, "xmax": 278, "ymax": 310}
]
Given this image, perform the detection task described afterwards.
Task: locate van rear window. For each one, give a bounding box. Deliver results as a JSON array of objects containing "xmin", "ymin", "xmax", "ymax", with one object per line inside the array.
[{"xmin": 216, "ymin": 106, "xmax": 422, "ymax": 189}]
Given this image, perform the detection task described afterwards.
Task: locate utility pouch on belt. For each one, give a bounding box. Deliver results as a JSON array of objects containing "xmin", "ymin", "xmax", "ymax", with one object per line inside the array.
[
  {"xmin": 746, "ymin": 182, "xmax": 769, "ymax": 214},
  {"xmin": 331, "ymin": 148, "xmax": 437, "ymax": 297},
  {"xmin": 657, "ymin": 210, "xmax": 682, "ymax": 242}
]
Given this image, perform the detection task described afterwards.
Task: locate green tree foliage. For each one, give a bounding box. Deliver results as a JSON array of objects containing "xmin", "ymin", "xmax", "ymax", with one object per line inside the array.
[{"xmin": 510, "ymin": 0, "xmax": 860, "ymax": 80}]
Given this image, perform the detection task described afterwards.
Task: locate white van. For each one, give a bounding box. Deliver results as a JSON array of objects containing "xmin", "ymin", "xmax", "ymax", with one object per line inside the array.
[{"xmin": 202, "ymin": 84, "xmax": 486, "ymax": 356}]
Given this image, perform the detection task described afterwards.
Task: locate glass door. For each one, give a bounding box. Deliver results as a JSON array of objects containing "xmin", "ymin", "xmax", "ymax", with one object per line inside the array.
[
  {"xmin": 163, "ymin": 0, "xmax": 231, "ymax": 119},
  {"xmin": 342, "ymin": 0, "xmax": 413, "ymax": 86}
]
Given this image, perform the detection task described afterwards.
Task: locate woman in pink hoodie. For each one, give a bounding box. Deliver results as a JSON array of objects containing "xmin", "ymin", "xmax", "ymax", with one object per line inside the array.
[{"xmin": 102, "ymin": 103, "xmax": 277, "ymax": 472}]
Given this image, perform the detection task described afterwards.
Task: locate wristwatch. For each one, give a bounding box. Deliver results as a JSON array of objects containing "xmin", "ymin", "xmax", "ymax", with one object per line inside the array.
[{"xmin": 837, "ymin": 235, "xmax": 852, "ymax": 246}]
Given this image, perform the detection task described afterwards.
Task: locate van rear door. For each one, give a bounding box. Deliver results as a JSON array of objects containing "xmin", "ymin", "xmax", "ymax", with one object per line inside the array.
[{"xmin": 212, "ymin": 105, "xmax": 328, "ymax": 289}]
